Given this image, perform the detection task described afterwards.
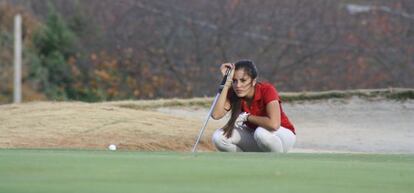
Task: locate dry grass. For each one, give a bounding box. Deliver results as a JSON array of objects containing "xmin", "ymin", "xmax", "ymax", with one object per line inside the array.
[
  {"xmin": 1, "ymin": 88, "xmax": 413, "ymax": 152},
  {"xmin": 0, "ymin": 101, "xmax": 220, "ymax": 151}
]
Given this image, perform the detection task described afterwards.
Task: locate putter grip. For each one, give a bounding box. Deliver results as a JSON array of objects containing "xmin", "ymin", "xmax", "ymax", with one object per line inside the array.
[{"xmin": 218, "ymin": 68, "xmax": 231, "ymax": 92}]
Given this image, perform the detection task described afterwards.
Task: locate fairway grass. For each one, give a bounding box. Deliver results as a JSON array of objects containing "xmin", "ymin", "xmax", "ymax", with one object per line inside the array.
[{"xmin": 0, "ymin": 150, "xmax": 413, "ymax": 193}]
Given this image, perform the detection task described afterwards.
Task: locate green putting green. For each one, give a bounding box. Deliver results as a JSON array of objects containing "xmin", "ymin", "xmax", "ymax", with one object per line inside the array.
[{"xmin": 0, "ymin": 149, "xmax": 413, "ymax": 193}]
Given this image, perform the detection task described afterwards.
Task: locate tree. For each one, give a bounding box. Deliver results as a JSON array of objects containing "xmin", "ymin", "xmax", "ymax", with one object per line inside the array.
[{"xmin": 31, "ymin": 6, "xmax": 76, "ymax": 99}]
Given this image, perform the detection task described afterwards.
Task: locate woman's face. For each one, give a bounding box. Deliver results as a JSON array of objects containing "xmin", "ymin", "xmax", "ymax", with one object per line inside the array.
[{"xmin": 232, "ymin": 69, "xmax": 256, "ymax": 98}]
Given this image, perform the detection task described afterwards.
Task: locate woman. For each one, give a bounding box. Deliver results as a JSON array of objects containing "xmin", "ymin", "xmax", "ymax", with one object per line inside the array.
[{"xmin": 211, "ymin": 60, "xmax": 296, "ymax": 153}]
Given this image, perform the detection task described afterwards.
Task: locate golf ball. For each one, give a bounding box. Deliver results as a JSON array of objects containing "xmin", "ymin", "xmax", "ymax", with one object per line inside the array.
[{"xmin": 108, "ymin": 144, "xmax": 117, "ymax": 151}]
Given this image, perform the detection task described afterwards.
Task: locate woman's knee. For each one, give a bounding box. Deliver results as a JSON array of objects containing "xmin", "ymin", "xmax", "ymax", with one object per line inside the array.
[
  {"xmin": 212, "ymin": 128, "xmax": 232, "ymax": 152},
  {"xmin": 253, "ymin": 127, "xmax": 273, "ymax": 144},
  {"xmin": 212, "ymin": 128, "xmax": 223, "ymax": 143},
  {"xmin": 254, "ymin": 127, "xmax": 284, "ymax": 153}
]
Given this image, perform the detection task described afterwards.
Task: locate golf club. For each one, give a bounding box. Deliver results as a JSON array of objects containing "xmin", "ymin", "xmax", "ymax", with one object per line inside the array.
[{"xmin": 191, "ymin": 67, "xmax": 231, "ymax": 153}]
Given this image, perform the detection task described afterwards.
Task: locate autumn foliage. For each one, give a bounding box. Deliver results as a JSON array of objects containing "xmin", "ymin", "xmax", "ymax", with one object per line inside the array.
[{"xmin": 1, "ymin": 0, "xmax": 413, "ymax": 103}]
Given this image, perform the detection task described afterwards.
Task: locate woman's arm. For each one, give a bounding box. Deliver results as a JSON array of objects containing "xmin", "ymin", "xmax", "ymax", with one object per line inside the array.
[
  {"xmin": 211, "ymin": 86, "xmax": 231, "ymax": 120},
  {"xmin": 246, "ymin": 100, "xmax": 281, "ymax": 131},
  {"xmin": 211, "ymin": 63, "xmax": 234, "ymax": 120}
]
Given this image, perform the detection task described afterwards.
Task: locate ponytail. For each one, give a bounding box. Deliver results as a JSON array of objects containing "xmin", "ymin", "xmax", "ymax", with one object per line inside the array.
[
  {"xmin": 222, "ymin": 60, "xmax": 258, "ymax": 138},
  {"xmin": 223, "ymin": 92, "xmax": 241, "ymax": 137}
]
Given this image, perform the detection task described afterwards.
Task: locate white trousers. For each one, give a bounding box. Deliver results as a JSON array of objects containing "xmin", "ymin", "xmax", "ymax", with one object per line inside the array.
[{"xmin": 212, "ymin": 126, "xmax": 296, "ymax": 153}]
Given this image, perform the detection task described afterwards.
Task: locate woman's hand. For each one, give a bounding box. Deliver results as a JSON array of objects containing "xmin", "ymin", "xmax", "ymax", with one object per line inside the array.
[
  {"xmin": 220, "ymin": 63, "xmax": 235, "ymax": 88},
  {"xmin": 234, "ymin": 112, "xmax": 250, "ymax": 128},
  {"xmin": 220, "ymin": 63, "xmax": 234, "ymax": 76}
]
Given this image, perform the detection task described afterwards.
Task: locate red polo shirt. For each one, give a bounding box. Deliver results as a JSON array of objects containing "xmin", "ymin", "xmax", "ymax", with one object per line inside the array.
[{"xmin": 239, "ymin": 82, "xmax": 295, "ymax": 134}]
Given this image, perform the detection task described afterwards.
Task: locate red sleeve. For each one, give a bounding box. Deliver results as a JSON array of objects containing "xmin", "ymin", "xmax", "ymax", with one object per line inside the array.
[{"xmin": 263, "ymin": 83, "xmax": 280, "ymax": 105}]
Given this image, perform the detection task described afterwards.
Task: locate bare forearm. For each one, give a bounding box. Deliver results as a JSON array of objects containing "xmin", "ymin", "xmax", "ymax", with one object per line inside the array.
[
  {"xmin": 211, "ymin": 86, "xmax": 230, "ymax": 120},
  {"xmin": 247, "ymin": 115, "xmax": 280, "ymax": 131},
  {"xmin": 212, "ymin": 62, "xmax": 234, "ymax": 120}
]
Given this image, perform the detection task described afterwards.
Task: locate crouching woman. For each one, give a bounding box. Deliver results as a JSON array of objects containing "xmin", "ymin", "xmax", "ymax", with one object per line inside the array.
[{"xmin": 211, "ymin": 60, "xmax": 296, "ymax": 153}]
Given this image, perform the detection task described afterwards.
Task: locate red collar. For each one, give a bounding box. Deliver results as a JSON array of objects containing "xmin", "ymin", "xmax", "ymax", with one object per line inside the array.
[
  {"xmin": 241, "ymin": 83, "xmax": 262, "ymax": 107},
  {"xmin": 252, "ymin": 83, "xmax": 262, "ymax": 101}
]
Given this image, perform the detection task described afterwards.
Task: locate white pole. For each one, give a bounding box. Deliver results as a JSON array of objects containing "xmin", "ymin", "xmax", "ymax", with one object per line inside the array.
[{"xmin": 14, "ymin": 14, "xmax": 22, "ymax": 103}]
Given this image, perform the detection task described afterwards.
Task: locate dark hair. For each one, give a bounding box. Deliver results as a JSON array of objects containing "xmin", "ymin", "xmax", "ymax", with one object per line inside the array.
[
  {"xmin": 234, "ymin": 60, "xmax": 258, "ymax": 79},
  {"xmin": 223, "ymin": 60, "xmax": 258, "ymax": 137}
]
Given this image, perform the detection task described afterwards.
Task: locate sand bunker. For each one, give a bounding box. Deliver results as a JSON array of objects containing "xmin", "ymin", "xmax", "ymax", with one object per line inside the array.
[{"xmin": 1, "ymin": 97, "xmax": 413, "ymax": 153}]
